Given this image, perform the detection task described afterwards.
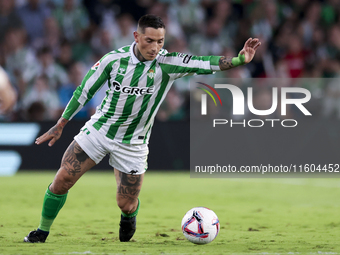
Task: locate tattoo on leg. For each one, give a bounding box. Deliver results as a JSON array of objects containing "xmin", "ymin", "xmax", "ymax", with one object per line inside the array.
[
  {"xmin": 120, "ymin": 172, "xmax": 141, "ymax": 187},
  {"xmin": 117, "ymin": 172, "xmax": 141, "ymax": 197},
  {"xmin": 74, "ymin": 143, "xmax": 89, "ymax": 162},
  {"xmin": 117, "ymin": 186, "xmax": 140, "ymax": 197},
  {"xmin": 61, "ymin": 141, "xmax": 89, "ymax": 176}
]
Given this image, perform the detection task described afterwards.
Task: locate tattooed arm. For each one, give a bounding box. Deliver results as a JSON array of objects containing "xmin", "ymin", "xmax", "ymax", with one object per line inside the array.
[
  {"xmin": 219, "ymin": 56, "xmax": 235, "ymax": 71},
  {"xmin": 35, "ymin": 117, "xmax": 68, "ymax": 147},
  {"xmin": 219, "ymin": 38, "xmax": 261, "ymax": 71}
]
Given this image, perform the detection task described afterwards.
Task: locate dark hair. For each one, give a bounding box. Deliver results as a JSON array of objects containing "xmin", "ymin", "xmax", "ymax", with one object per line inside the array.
[
  {"xmin": 38, "ymin": 46, "xmax": 52, "ymax": 56},
  {"xmin": 137, "ymin": 14, "xmax": 165, "ymax": 33}
]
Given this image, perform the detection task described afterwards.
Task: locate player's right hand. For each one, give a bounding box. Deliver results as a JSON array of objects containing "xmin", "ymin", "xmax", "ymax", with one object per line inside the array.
[{"xmin": 35, "ymin": 117, "xmax": 68, "ymax": 147}]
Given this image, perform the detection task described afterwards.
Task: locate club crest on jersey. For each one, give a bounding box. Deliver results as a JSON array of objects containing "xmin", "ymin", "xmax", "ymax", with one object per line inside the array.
[
  {"xmin": 147, "ymin": 69, "xmax": 155, "ymax": 79},
  {"xmin": 91, "ymin": 61, "xmax": 100, "ymax": 70},
  {"xmin": 118, "ymin": 67, "xmax": 126, "ymax": 75}
]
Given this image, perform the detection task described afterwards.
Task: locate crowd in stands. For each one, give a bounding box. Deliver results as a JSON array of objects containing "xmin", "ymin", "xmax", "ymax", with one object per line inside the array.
[{"xmin": 1, "ymin": 0, "xmax": 340, "ymax": 121}]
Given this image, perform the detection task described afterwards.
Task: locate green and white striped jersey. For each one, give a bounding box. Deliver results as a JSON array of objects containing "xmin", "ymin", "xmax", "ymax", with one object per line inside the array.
[{"xmin": 62, "ymin": 42, "xmax": 221, "ymax": 144}]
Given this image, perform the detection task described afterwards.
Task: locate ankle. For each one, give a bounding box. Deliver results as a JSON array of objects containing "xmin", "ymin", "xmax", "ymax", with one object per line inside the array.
[{"xmin": 37, "ymin": 228, "xmax": 49, "ymax": 235}]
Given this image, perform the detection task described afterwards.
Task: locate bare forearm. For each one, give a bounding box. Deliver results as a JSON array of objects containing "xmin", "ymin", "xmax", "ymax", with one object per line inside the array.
[
  {"xmin": 57, "ymin": 117, "xmax": 68, "ymax": 128},
  {"xmin": 218, "ymin": 56, "xmax": 235, "ymax": 71},
  {"xmin": 219, "ymin": 53, "xmax": 247, "ymax": 71}
]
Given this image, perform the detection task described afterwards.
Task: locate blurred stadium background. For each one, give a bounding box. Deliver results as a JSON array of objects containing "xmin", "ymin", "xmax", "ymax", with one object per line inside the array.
[{"xmin": 1, "ymin": 0, "xmax": 340, "ymax": 173}]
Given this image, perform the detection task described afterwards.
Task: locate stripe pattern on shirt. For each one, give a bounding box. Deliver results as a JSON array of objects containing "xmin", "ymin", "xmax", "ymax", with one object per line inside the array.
[{"xmin": 62, "ymin": 43, "xmax": 221, "ymax": 144}]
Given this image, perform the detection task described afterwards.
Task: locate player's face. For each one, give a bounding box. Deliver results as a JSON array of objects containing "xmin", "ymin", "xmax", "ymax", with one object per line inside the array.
[{"xmin": 134, "ymin": 27, "xmax": 165, "ymax": 61}]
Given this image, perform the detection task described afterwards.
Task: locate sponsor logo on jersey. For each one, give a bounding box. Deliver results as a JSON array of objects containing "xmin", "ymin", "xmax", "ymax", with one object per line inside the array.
[
  {"xmin": 147, "ymin": 69, "xmax": 155, "ymax": 79},
  {"xmin": 112, "ymin": 81, "xmax": 155, "ymax": 95},
  {"xmin": 91, "ymin": 61, "xmax": 100, "ymax": 70}
]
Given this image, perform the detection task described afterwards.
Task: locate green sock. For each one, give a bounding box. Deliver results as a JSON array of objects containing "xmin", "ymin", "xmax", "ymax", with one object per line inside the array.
[
  {"xmin": 38, "ymin": 185, "xmax": 68, "ymax": 232},
  {"xmin": 121, "ymin": 198, "xmax": 140, "ymax": 218}
]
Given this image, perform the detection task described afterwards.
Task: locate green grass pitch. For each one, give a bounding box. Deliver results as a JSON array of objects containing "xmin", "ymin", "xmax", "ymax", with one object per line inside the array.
[{"xmin": 1, "ymin": 171, "xmax": 340, "ymax": 254}]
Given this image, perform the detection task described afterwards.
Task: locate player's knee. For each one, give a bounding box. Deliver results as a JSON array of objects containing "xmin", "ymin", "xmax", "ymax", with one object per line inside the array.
[
  {"xmin": 51, "ymin": 172, "xmax": 76, "ymax": 194},
  {"xmin": 117, "ymin": 199, "xmax": 137, "ymax": 214}
]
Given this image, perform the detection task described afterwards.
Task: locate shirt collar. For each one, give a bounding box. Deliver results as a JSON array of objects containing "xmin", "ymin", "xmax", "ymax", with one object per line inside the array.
[{"xmin": 130, "ymin": 41, "xmax": 157, "ymax": 67}]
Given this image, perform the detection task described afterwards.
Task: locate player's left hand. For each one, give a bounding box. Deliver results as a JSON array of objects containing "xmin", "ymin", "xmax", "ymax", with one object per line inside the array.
[{"xmin": 239, "ymin": 38, "xmax": 261, "ymax": 64}]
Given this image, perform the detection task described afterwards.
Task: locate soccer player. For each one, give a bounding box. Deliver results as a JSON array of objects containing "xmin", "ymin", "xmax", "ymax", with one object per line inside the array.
[{"xmin": 24, "ymin": 14, "xmax": 261, "ymax": 243}]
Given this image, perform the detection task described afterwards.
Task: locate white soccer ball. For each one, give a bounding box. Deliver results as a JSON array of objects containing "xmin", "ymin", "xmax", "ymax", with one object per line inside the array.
[{"xmin": 181, "ymin": 207, "xmax": 220, "ymax": 244}]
